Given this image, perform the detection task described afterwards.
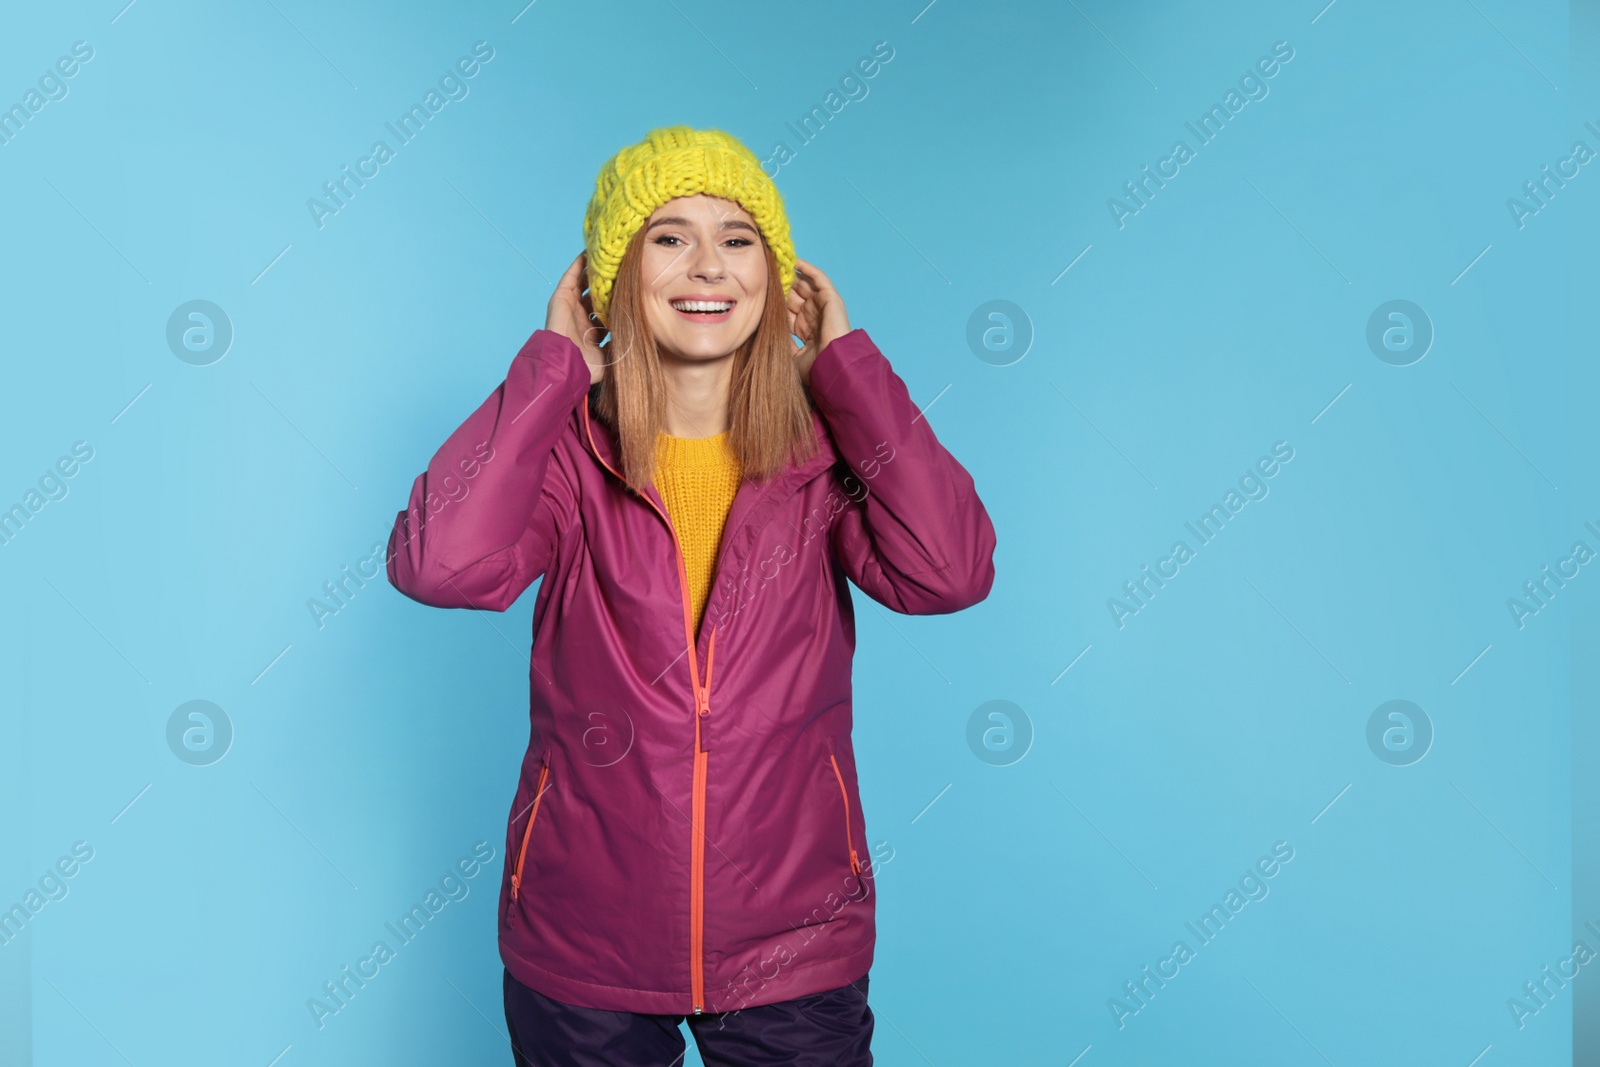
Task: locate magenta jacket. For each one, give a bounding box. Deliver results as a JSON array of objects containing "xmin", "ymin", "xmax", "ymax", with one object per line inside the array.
[{"xmin": 387, "ymin": 325, "xmax": 996, "ymax": 1014}]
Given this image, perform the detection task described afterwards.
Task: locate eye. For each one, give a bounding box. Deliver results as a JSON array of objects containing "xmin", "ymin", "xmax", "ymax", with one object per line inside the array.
[
  {"xmin": 653, "ymin": 234, "xmax": 683, "ymax": 247},
  {"xmin": 725, "ymin": 237, "xmax": 753, "ymax": 247}
]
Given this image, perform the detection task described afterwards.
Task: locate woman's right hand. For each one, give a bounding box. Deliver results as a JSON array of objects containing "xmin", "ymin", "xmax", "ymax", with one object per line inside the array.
[{"xmin": 547, "ymin": 252, "xmax": 608, "ymax": 385}]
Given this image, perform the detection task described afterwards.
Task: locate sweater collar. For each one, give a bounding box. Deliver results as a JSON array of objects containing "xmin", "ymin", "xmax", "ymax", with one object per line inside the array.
[{"xmin": 578, "ymin": 388, "xmax": 840, "ymax": 501}]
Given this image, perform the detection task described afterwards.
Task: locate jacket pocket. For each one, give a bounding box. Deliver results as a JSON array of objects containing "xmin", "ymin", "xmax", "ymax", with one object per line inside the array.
[
  {"xmin": 509, "ymin": 753, "xmax": 551, "ymax": 920},
  {"xmin": 827, "ymin": 749, "xmax": 863, "ymax": 877}
]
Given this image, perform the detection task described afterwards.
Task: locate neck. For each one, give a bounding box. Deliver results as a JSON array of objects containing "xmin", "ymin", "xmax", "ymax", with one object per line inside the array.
[{"xmin": 658, "ymin": 348, "xmax": 735, "ymax": 437}]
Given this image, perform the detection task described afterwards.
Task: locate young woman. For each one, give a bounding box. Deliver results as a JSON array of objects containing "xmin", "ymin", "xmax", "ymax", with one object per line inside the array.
[{"xmin": 387, "ymin": 126, "xmax": 997, "ymax": 1066}]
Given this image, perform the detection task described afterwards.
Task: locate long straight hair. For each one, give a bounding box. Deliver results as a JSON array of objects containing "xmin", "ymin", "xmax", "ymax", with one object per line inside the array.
[{"xmin": 590, "ymin": 229, "xmax": 819, "ymax": 490}]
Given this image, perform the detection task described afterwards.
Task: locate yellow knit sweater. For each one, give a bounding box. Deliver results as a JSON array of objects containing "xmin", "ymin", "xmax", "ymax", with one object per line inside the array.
[{"xmin": 654, "ymin": 429, "xmax": 743, "ymax": 633}]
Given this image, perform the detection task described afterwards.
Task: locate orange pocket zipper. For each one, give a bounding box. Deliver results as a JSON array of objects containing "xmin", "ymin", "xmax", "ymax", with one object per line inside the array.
[
  {"xmin": 828, "ymin": 752, "xmax": 863, "ymax": 877},
  {"xmin": 511, "ymin": 757, "xmax": 550, "ymax": 908}
]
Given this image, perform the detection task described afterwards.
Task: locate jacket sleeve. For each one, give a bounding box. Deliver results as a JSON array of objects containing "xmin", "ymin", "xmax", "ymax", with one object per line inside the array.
[
  {"xmin": 809, "ymin": 328, "xmax": 997, "ymax": 615},
  {"xmin": 386, "ymin": 328, "xmax": 592, "ymax": 612}
]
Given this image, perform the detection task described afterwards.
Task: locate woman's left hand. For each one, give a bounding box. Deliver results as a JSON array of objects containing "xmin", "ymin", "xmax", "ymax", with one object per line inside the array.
[{"xmin": 788, "ymin": 257, "xmax": 851, "ymax": 387}]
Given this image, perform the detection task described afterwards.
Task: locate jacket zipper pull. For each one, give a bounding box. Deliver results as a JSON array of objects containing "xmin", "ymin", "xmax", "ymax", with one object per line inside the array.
[{"xmin": 695, "ymin": 685, "xmax": 711, "ymax": 751}]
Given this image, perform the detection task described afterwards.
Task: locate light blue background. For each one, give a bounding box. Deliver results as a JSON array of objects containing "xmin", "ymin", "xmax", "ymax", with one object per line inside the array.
[{"xmin": 1, "ymin": 0, "xmax": 1592, "ymax": 1064}]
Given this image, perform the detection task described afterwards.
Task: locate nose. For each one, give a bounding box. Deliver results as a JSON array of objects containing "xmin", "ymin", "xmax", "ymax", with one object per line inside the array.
[{"xmin": 687, "ymin": 237, "xmax": 725, "ymax": 284}]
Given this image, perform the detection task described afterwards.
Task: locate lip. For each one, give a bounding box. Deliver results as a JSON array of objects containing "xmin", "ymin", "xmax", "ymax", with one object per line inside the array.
[{"xmin": 668, "ymin": 295, "xmax": 737, "ymax": 325}]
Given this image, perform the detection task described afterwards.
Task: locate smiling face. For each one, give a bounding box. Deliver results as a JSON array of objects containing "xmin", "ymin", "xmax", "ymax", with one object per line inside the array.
[{"xmin": 638, "ymin": 194, "xmax": 769, "ymax": 363}]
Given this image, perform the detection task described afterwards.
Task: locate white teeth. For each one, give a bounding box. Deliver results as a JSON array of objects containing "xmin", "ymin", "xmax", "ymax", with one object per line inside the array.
[{"xmin": 670, "ymin": 300, "xmax": 733, "ymax": 312}]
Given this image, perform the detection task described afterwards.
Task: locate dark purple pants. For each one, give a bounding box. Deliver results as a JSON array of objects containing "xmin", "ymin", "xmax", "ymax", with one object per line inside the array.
[{"xmin": 502, "ymin": 968, "xmax": 873, "ymax": 1066}]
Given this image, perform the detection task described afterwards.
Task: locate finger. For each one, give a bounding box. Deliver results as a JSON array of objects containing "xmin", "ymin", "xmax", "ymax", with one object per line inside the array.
[{"xmin": 560, "ymin": 252, "xmax": 585, "ymax": 288}]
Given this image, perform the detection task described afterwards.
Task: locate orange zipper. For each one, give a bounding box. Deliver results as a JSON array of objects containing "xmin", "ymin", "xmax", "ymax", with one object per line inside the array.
[
  {"xmin": 689, "ymin": 628, "xmax": 716, "ymax": 1011},
  {"xmin": 510, "ymin": 758, "xmax": 550, "ymax": 908},
  {"xmin": 583, "ymin": 404, "xmax": 717, "ymax": 1013},
  {"xmin": 829, "ymin": 753, "xmax": 862, "ymax": 877}
]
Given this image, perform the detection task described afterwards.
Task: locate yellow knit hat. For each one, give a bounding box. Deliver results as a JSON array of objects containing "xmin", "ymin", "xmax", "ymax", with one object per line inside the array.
[{"xmin": 582, "ymin": 126, "xmax": 795, "ymax": 326}]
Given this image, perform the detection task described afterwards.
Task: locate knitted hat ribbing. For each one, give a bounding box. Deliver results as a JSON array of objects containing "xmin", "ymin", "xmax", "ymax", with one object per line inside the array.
[{"xmin": 582, "ymin": 126, "xmax": 794, "ymax": 326}]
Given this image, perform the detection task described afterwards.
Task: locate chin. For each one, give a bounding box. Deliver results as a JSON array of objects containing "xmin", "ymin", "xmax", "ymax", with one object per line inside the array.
[
  {"xmin": 680, "ymin": 335, "xmax": 746, "ymax": 360},
  {"xmin": 654, "ymin": 319, "xmax": 759, "ymax": 361}
]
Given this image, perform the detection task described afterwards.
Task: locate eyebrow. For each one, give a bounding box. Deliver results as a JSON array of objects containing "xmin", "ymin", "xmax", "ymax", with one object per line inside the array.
[{"xmin": 645, "ymin": 215, "xmax": 758, "ymax": 234}]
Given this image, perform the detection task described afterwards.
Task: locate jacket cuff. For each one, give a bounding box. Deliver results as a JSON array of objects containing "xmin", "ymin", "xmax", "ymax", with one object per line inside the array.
[
  {"xmin": 807, "ymin": 328, "xmax": 879, "ymax": 402},
  {"xmin": 522, "ymin": 329, "xmax": 592, "ymax": 386}
]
